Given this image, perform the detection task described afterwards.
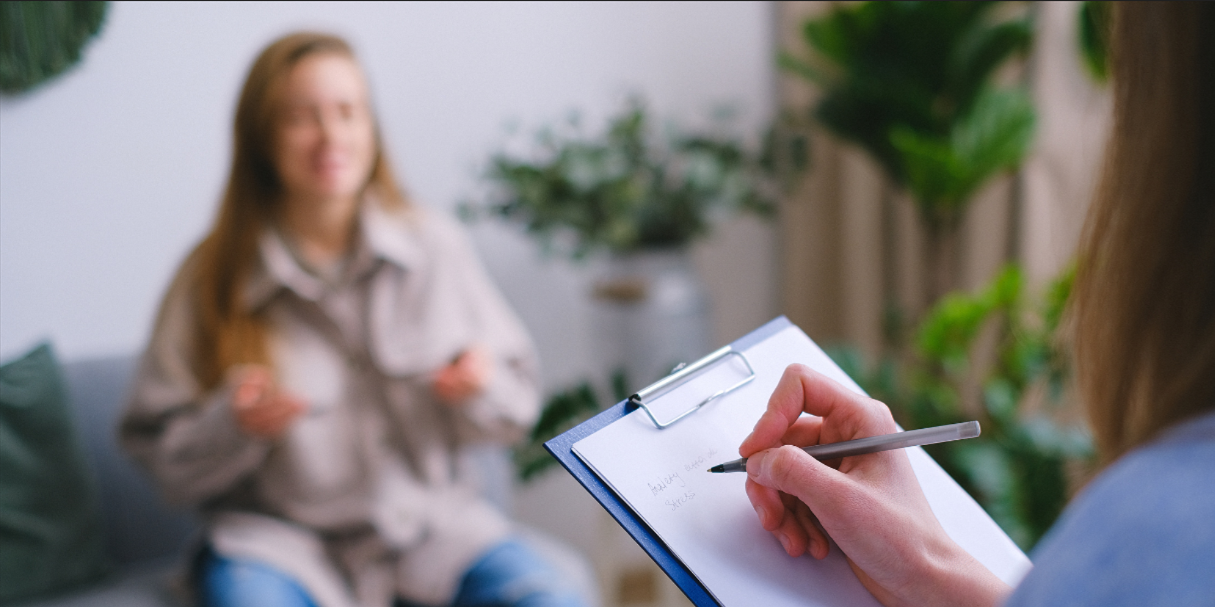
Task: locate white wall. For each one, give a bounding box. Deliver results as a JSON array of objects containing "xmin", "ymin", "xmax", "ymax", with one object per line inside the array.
[{"xmin": 0, "ymin": 1, "xmax": 778, "ymax": 392}]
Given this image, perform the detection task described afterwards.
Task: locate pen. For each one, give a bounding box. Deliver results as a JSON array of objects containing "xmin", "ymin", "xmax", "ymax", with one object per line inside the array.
[{"xmin": 707, "ymin": 420, "xmax": 981, "ymax": 473}]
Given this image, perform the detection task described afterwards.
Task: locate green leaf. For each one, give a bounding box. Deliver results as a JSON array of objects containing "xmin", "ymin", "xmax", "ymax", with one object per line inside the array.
[
  {"xmin": 982, "ymin": 378, "xmax": 1018, "ymax": 426},
  {"xmin": 893, "ymin": 86, "xmax": 1035, "ymax": 217},
  {"xmin": 527, "ymin": 382, "xmax": 600, "ymax": 443},
  {"xmin": 952, "ymin": 440, "xmax": 1014, "ymax": 505},
  {"xmin": 776, "ymin": 51, "xmax": 829, "ymax": 86},
  {"xmin": 471, "ymin": 98, "xmax": 777, "ymax": 257},
  {"xmin": 610, "ymin": 368, "xmax": 631, "ymax": 403},
  {"xmin": 948, "ymin": 19, "xmax": 1033, "ymax": 114},
  {"xmin": 1078, "ymin": 1, "xmax": 1112, "ymax": 83},
  {"xmin": 951, "ymin": 87, "xmax": 1035, "ymax": 188},
  {"xmin": 825, "ymin": 345, "xmax": 867, "ymax": 385},
  {"xmin": 889, "ymin": 126, "xmax": 962, "ymax": 211},
  {"xmin": 916, "ymin": 290, "xmax": 996, "ymax": 363},
  {"xmin": 785, "ymin": 0, "xmax": 1033, "ymax": 218},
  {"xmin": 514, "ymin": 381, "xmax": 604, "ymax": 481},
  {"xmin": 1043, "ymin": 262, "xmax": 1075, "ymax": 331}
]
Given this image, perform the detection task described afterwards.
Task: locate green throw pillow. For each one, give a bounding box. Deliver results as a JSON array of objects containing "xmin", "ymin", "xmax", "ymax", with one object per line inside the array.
[{"xmin": 0, "ymin": 343, "xmax": 108, "ymax": 603}]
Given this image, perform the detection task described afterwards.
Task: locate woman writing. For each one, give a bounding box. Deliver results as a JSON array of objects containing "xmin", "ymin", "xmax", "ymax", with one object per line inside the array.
[
  {"xmin": 741, "ymin": 3, "xmax": 1214, "ymax": 606},
  {"xmin": 121, "ymin": 33, "xmax": 581, "ymax": 607}
]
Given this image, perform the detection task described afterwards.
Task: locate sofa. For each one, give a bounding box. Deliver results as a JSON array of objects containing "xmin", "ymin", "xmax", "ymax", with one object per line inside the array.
[
  {"xmin": 9, "ymin": 353, "xmax": 596, "ymax": 607},
  {"xmin": 8, "ymin": 355, "xmax": 194, "ymax": 607}
]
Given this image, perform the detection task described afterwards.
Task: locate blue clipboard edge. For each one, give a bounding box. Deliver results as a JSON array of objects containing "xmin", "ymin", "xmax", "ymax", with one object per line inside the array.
[{"xmin": 544, "ymin": 316, "xmax": 795, "ymax": 607}]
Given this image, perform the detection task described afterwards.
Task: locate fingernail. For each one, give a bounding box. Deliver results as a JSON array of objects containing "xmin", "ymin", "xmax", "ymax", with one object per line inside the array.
[
  {"xmin": 778, "ymin": 533, "xmax": 790, "ymax": 554},
  {"xmin": 746, "ymin": 451, "xmax": 766, "ymax": 480}
]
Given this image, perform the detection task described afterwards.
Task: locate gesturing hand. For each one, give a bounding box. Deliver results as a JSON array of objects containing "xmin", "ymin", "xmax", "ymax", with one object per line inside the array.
[
  {"xmin": 227, "ymin": 365, "xmax": 305, "ymax": 440},
  {"xmin": 433, "ymin": 344, "xmax": 493, "ymax": 405},
  {"xmin": 739, "ymin": 364, "xmax": 1009, "ymax": 607}
]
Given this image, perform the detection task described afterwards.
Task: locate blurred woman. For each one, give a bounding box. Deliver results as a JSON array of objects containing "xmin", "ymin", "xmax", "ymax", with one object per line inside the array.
[
  {"xmin": 740, "ymin": 3, "xmax": 1215, "ymax": 606},
  {"xmin": 121, "ymin": 32, "xmax": 582, "ymax": 607}
]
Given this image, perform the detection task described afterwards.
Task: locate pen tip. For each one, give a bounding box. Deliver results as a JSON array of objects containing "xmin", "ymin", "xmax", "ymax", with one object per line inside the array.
[{"xmin": 708, "ymin": 465, "xmax": 722, "ymax": 473}]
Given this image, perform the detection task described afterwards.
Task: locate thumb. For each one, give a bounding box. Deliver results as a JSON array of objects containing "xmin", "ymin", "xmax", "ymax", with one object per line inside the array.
[{"xmin": 747, "ymin": 445, "xmax": 845, "ymax": 509}]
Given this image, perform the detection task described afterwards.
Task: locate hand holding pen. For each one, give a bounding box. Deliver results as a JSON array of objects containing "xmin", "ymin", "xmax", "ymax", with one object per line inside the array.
[{"xmin": 739, "ymin": 364, "xmax": 1010, "ymax": 607}]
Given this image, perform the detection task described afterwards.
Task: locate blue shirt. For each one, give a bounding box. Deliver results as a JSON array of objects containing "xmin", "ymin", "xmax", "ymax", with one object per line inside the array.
[{"xmin": 1004, "ymin": 411, "xmax": 1215, "ymax": 606}]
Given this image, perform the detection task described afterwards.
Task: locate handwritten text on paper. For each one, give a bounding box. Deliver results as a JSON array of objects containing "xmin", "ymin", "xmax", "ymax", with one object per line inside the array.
[{"xmin": 643, "ymin": 447, "xmax": 722, "ymax": 512}]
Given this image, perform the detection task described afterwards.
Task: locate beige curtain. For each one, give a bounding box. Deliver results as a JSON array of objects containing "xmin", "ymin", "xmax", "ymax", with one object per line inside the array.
[{"xmin": 776, "ymin": 1, "xmax": 1111, "ymax": 358}]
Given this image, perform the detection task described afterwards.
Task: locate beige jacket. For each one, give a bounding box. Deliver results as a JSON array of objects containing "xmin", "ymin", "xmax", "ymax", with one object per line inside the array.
[{"xmin": 120, "ymin": 203, "xmax": 540, "ymax": 607}]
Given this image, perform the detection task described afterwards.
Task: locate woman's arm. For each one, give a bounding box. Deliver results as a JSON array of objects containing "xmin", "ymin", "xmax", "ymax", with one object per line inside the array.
[
  {"xmin": 741, "ymin": 364, "xmax": 1011, "ymax": 607},
  {"xmin": 118, "ymin": 281, "xmax": 273, "ymax": 506},
  {"xmin": 434, "ymin": 220, "xmax": 542, "ymax": 445}
]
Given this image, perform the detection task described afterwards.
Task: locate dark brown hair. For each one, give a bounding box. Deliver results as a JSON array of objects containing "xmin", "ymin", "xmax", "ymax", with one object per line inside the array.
[
  {"xmin": 1073, "ymin": 2, "xmax": 1215, "ymax": 464},
  {"xmin": 165, "ymin": 32, "xmax": 406, "ymax": 389}
]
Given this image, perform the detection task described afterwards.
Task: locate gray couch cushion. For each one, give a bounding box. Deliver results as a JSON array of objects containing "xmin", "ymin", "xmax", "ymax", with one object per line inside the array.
[
  {"xmin": 13, "ymin": 355, "xmax": 197, "ymax": 607},
  {"xmin": 61, "ymin": 355, "xmax": 197, "ymax": 566}
]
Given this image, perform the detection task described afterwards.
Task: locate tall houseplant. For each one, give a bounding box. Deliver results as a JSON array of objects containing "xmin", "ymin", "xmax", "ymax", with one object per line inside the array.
[
  {"xmin": 782, "ymin": 1, "xmax": 1035, "ymax": 306},
  {"xmin": 784, "ymin": 2, "xmax": 1094, "ymax": 550}
]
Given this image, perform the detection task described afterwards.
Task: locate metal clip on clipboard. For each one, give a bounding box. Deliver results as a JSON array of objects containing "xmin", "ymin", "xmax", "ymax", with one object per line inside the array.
[{"xmin": 627, "ymin": 346, "xmax": 756, "ymax": 429}]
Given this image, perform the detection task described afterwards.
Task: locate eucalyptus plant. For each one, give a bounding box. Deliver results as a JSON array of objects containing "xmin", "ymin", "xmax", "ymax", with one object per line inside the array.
[{"xmin": 464, "ymin": 99, "xmax": 777, "ymax": 259}]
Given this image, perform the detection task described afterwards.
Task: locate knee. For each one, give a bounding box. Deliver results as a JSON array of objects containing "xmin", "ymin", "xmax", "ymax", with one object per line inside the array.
[
  {"xmin": 197, "ymin": 548, "xmax": 318, "ymax": 607},
  {"xmin": 457, "ymin": 539, "xmax": 588, "ymax": 607}
]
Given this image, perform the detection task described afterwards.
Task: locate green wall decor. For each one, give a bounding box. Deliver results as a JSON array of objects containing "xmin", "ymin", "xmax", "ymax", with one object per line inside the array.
[{"xmin": 1, "ymin": 1, "xmax": 108, "ymax": 95}]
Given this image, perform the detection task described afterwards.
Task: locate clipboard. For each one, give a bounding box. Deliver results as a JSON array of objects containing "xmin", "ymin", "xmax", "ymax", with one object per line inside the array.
[
  {"xmin": 544, "ymin": 316, "xmax": 793, "ymax": 607},
  {"xmin": 545, "ymin": 315, "xmax": 1030, "ymax": 605}
]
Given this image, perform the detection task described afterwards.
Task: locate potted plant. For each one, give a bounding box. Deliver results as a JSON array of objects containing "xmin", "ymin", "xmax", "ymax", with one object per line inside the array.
[
  {"xmin": 467, "ymin": 99, "xmax": 777, "ymax": 257},
  {"xmin": 784, "ymin": 1, "xmax": 1098, "ymax": 550},
  {"xmin": 464, "ymin": 98, "xmax": 782, "ymax": 390},
  {"xmin": 781, "ymin": 1, "xmax": 1035, "ymax": 308},
  {"xmin": 831, "ymin": 265, "xmax": 1093, "ymax": 550}
]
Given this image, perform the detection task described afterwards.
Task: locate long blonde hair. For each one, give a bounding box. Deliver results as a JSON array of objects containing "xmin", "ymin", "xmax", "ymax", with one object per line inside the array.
[
  {"xmin": 167, "ymin": 32, "xmax": 406, "ymax": 390},
  {"xmin": 1073, "ymin": 2, "xmax": 1215, "ymax": 465}
]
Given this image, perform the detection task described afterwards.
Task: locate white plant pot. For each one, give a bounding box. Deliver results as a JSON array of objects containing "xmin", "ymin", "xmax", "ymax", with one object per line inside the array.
[{"xmin": 593, "ymin": 249, "xmax": 712, "ymax": 395}]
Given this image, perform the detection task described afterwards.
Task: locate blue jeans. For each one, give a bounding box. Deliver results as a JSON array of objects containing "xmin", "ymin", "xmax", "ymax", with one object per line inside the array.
[{"xmin": 197, "ymin": 539, "xmax": 586, "ymax": 607}]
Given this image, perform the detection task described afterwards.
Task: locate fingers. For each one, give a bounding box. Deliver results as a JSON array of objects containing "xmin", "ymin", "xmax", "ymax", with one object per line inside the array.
[
  {"xmin": 740, "ymin": 365, "xmax": 869, "ymax": 456},
  {"xmin": 230, "ymin": 365, "xmax": 273, "ymax": 409},
  {"xmin": 238, "ymin": 394, "xmax": 304, "ymax": 438},
  {"xmin": 228, "ymin": 366, "xmax": 305, "ymax": 439},
  {"xmin": 458, "ymin": 344, "xmax": 490, "ymax": 372},
  {"xmin": 740, "ymin": 365, "xmax": 814, "ymax": 456},
  {"xmin": 434, "ymin": 365, "xmax": 477, "ymax": 403},
  {"xmin": 746, "ymin": 445, "xmax": 848, "ymax": 515},
  {"xmin": 434, "ymin": 346, "xmax": 495, "ymax": 404},
  {"xmin": 781, "ymin": 416, "xmax": 824, "ymax": 448},
  {"xmin": 794, "ymin": 500, "xmax": 831, "ymax": 560},
  {"xmin": 777, "ymin": 492, "xmax": 811, "ymax": 556},
  {"xmin": 745, "ymin": 480, "xmax": 814, "ymax": 557},
  {"xmin": 745, "ymin": 477, "xmax": 785, "ymax": 531},
  {"xmin": 456, "ymin": 345, "xmax": 493, "ymax": 393},
  {"xmin": 741, "ymin": 364, "xmax": 899, "ymax": 459}
]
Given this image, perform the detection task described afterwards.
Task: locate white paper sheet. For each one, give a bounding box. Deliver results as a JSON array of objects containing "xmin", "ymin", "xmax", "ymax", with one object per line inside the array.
[{"xmin": 573, "ymin": 325, "xmax": 1031, "ymax": 606}]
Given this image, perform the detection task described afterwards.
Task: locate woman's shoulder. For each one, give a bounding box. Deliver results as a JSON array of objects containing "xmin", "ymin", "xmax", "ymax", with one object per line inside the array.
[
  {"xmin": 363, "ymin": 200, "xmax": 474, "ymax": 257},
  {"xmin": 1005, "ymin": 411, "xmax": 1215, "ymax": 606}
]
